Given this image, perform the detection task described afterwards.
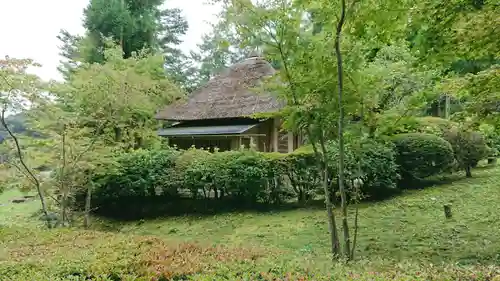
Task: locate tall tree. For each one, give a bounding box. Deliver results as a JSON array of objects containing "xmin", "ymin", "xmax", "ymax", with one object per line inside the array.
[
  {"xmin": 57, "ymin": 0, "xmax": 189, "ymax": 86},
  {"xmin": 409, "ymin": 0, "xmax": 499, "ymax": 124},
  {"xmin": 409, "ymin": 0, "xmax": 499, "ymax": 68},
  {"xmin": 0, "ymin": 56, "xmax": 51, "ymax": 228},
  {"xmin": 52, "ymin": 44, "xmax": 182, "ymax": 150},
  {"xmin": 215, "ymin": 0, "xmax": 413, "ymax": 260}
]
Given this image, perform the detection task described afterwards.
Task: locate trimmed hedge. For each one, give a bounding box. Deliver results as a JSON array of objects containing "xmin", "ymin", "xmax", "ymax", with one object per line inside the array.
[
  {"xmin": 282, "ymin": 147, "xmax": 320, "ymax": 204},
  {"xmin": 90, "ymin": 149, "xmax": 180, "ymax": 215},
  {"xmin": 88, "ymin": 133, "xmax": 471, "ymax": 218},
  {"xmin": 87, "ymin": 138, "xmax": 401, "ymax": 218},
  {"xmin": 182, "ymin": 149, "xmax": 288, "ymax": 205},
  {"xmin": 417, "ymin": 117, "xmax": 490, "ymax": 175},
  {"xmin": 392, "ymin": 133, "xmax": 454, "ymax": 183},
  {"xmin": 88, "ymin": 148, "xmax": 292, "ymax": 218}
]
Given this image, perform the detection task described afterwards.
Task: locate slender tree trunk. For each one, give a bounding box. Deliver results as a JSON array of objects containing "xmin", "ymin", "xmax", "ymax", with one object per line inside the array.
[
  {"xmin": 120, "ymin": 0, "xmax": 125, "ymax": 49},
  {"xmin": 84, "ymin": 184, "xmax": 92, "ymax": 228},
  {"xmin": 318, "ymin": 132, "xmax": 340, "ymax": 257},
  {"xmin": 335, "ymin": 0, "xmax": 351, "ymax": 259},
  {"xmin": 1, "ymin": 107, "xmax": 51, "ymax": 228},
  {"xmin": 59, "ymin": 126, "xmax": 68, "ymax": 226},
  {"xmin": 351, "ymin": 203, "xmax": 359, "ymax": 259},
  {"xmin": 444, "ymin": 95, "xmax": 450, "ymax": 119},
  {"xmin": 465, "ymin": 166, "xmax": 472, "ymax": 178}
]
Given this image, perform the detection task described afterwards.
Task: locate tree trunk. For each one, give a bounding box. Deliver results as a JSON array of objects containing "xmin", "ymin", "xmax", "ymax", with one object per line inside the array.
[
  {"xmin": 323, "ymin": 162, "xmax": 341, "ymax": 256},
  {"xmin": 335, "ymin": 0, "xmax": 351, "ymax": 259},
  {"xmin": 1, "ymin": 108, "xmax": 51, "ymax": 228},
  {"xmin": 59, "ymin": 126, "xmax": 68, "ymax": 227},
  {"xmin": 318, "ymin": 132, "xmax": 341, "ymax": 257},
  {"xmin": 351, "ymin": 204, "xmax": 359, "ymax": 259},
  {"xmin": 444, "ymin": 95, "xmax": 450, "ymax": 119},
  {"xmin": 465, "ymin": 166, "xmax": 472, "ymax": 178},
  {"xmin": 84, "ymin": 184, "xmax": 93, "ymax": 228}
]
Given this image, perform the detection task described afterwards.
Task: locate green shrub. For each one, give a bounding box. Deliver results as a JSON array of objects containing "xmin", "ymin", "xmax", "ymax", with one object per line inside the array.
[
  {"xmin": 175, "ymin": 148, "xmax": 212, "ymax": 198},
  {"xmin": 479, "ymin": 123, "xmax": 500, "ymax": 164},
  {"xmin": 182, "ymin": 149, "xmax": 286, "ymax": 205},
  {"xmin": 286, "ymin": 138, "xmax": 399, "ymax": 201},
  {"xmin": 261, "ymin": 152, "xmax": 294, "ymax": 204},
  {"xmin": 443, "ymin": 129, "xmax": 489, "ymax": 177},
  {"xmin": 326, "ymin": 138, "xmax": 400, "ymax": 198},
  {"xmin": 374, "ymin": 115, "xmax": 422, "ymax": 136},
  {"xmin": 392, "ymin": 133, "xmax": 454, "ymax": 183},
  {"xmin": 282, "ymin": 146, "xmax": 321, "ymax": 204},
  {"xmin": 417, "ymin": 116, "xmax": 456, "ymax": 135},
  {"xmin": 224, "ymin": 151, "xmax": 272, "ymax": 203},
  {"xmin": 417, "ymin": 117, "xmax": 490, "ymax": 174},
  {"xmin": 91, "ymin": 148, "xmax": 180, "ymax": 216}
]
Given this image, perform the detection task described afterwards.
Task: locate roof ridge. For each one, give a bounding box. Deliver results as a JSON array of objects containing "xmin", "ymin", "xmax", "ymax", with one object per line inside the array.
[{"xmin": 156, "ymin": 57, "xmax": 282, "ymax": 121}]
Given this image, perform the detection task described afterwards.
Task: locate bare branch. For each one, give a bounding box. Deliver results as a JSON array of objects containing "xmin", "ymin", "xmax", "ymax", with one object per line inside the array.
[{"xmin": 0, "ymin": 74, "xmax": 51, "ymax": 228}]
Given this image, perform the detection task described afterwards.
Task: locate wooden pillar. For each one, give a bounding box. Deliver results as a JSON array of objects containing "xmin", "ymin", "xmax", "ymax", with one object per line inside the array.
[
  {"xmin": 272, "ymin": 118, "xmax": 280, "ymax": 152},
  {"xmin": 250, "ymin": 136, "xmax": 257, "ymax": 150},
  {"xmin": 231, "ymin": 138, "xmax": 239, "ymax": 150},
  {"xmin": 287, "ymin": 132, "xmax": 294, "ymax": 153}
]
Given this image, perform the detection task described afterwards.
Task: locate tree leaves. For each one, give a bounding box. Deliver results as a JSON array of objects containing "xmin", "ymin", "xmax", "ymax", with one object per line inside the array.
[{"xmin": 51, "ymin": 44, "xmax": 182, "ymax": 150}]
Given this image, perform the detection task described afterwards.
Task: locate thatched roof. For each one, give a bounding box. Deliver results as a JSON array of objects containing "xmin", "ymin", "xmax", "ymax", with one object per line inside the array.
[{"xmin": 155, "ymin": 56, "xmax": 283, "ymax": 121}]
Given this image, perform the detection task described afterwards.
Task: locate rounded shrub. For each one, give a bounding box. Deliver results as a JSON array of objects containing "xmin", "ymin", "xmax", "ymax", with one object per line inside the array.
[
  {"xmin": 326, "ymin": 138, "xmax": 400, "ymax": 199},
  {"xmin": 417, "ymin": 116, "xmax": 456, "ymax": 135},
  {"xmin": 416, "ymin": 117, "xmax": 490, "ymax": 174},
  {"xmin": 442, "ymin": 129, "xmax": 489, "ymax": 176},
  {"xmin": 392, "ymin": 133, "xmax": 454, "ymax": 183}
]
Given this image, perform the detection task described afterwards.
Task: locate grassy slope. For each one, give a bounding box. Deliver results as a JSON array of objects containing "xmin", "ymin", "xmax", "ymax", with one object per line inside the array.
[
  {"xmin": 1, "ymin": 166, "xmax": 500, "ymax": 280},
  {"xmin": 116, "ymin": 166, "xmax": 500, "ymax": 266}
]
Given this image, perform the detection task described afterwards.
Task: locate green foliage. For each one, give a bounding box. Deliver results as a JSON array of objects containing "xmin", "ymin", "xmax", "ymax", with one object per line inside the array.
[
  {"xmin": 282, "ymin": 147, "xmax": 320, "ymax": 203},
  {"xmin": 89, "ymin": 138, "xmax": 402, "ymax": 219},
  {"xmin": 89, "ymin": 148, "xmax": 290, "ymax": 218},
  {"xmin": 188, "ymin": 19, "xmax": 254, "ymax": 89},
  {"xmin": 409, "ymin": 0, "xmax": 499, "ymax": 65},
  {"xmin": 182, "ymin": 149, "xmax": 287, "ymax": 205},
  {"xmin": 360, "ymin": 45, "xmax": 439, "ymax": 136},
  {"xmin": 392, "ymin": 133, "xmax": 454, "ymax": 183},
  {"xmin": 51, "ymin": 44, "xmax": 182, "ymax": 151},
  {"xmin": 91, "ymin": 148, "xmax": 180, "ymax": 214},
  {"xmin": 443, "ymin": 128, "xmax": 489, "ymax": 173},
  {"xmin": 3, "ymin": 166, "xmax": 500, "ymax": 280},
  {"xmin": 58, "ymin": 0, "xmax": 191, "ymax": 86},
  {"xmin": 324, "ymin": 138, "xmax": 400, "ymax": 198},
  {"xmin": 445, "ymin": 66, "xmax": 500, "ymax": 125},
  {"xmin": 416, "ymin": 117, "xmax": 490, "ymax": 175},
  {"xmin": 480, "ymin": 124, "xmax": 500, "ymax": 162}
]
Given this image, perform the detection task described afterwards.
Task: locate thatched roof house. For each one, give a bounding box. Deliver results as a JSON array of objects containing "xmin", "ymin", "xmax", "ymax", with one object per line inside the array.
[{"xmin": 155, "ymin": 55, "xmax": 300, "ymax": 152}]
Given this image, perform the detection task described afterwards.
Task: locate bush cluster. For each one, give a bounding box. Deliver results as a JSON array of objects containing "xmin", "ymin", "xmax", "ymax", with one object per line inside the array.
[
  {"xmin": 392, "ymin": 133, "xmax": 455, "ymax": 182},
  {"xmin": 416, "ymin": 117, "xmax": 490, "ymax": 175},
  {"xmin": 88, "ymin": 138, "xmax": 400, "ymax": 218},
  {"xmin": 90, "ymin": 148, "xmax": 292, "ymax": 218},
  {"xmin": 326, "ymin": 138, "xmax": 400, "ymax": 199},
  {"xmin": 87, "ymin": 117, "xmax": 493, "ymax": 219}
]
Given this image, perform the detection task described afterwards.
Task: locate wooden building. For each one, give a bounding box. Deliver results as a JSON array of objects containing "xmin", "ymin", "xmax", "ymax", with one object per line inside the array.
[{"xmin": 155, "ymin": 55, "xmax": 300, "ymax": 153}]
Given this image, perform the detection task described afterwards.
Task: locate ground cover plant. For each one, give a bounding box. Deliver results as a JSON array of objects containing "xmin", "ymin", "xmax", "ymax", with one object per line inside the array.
[{"xmin": 1, "ymin": 164, "xmax": 500, "ymax": 280}]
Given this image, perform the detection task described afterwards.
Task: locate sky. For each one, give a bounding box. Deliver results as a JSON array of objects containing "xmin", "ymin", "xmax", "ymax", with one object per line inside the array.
[{"xmin": 0, "ymin": 0, "xmax": 221, "ymax": 81}]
